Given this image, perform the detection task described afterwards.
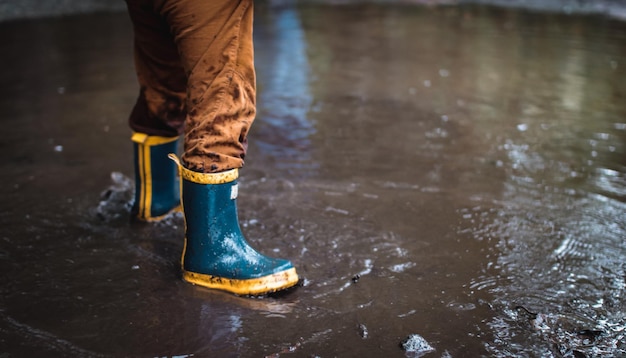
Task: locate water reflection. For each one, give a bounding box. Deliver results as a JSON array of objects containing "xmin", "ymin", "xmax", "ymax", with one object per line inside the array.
[
  {"xmin": 253, "ymin": 4, "xmax": 315, "ymax": 174},
  {"xmin": 449, "ymin": 7, "xmax": 626, "ymax": 356},
  {"xmin": 293, "ymin": 3, "xmax": 625, "ymax": 356}
]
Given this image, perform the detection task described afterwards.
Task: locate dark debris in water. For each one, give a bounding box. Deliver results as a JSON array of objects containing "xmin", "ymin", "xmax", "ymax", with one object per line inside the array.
[
  {"xmin": 576, "ymin": 329, "xmax": 605, "ymax": 341},
  {"xmin": 514, "ymin": 305, "xmax": 538, "ymax": 319}
]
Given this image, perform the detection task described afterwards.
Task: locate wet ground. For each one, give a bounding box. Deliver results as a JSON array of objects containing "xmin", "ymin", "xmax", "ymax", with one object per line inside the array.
[{"xmin": 1, "ymin": 2, "xmax": 625, "ymax": 358}]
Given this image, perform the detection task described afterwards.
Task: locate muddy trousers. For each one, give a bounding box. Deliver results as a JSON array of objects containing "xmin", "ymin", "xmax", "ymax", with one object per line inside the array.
[{"xmin": 125, "ymin": 0, "xmax": 256, "ymax": 173}]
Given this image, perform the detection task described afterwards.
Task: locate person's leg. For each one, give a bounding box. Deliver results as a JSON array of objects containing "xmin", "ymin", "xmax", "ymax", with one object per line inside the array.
[
  {"xmin": 159, "ymin": 0, "xmax": 256, "ymax": 173},
  {"xmin": 161, "ymin": 0, "xmax": 299, "ymax": 294},
  {"xmin": 126, "ymin": 0, "xmax": 187, "ymax": 137},
  {"xmin": 125, "ymin": 0, "xmax": 186, "ymax": 221}
]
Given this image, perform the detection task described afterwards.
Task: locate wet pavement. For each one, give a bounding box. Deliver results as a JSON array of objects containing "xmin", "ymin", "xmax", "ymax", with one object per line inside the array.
[{"xmin": 1, "ymin": 2, "xmax": 625, "ymax": 357}]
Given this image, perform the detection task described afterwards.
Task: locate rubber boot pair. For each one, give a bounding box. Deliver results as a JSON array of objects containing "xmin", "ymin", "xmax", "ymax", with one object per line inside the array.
[{"xmin": 131, "ymin": 133, "xmax": 299, "ymax": 295}]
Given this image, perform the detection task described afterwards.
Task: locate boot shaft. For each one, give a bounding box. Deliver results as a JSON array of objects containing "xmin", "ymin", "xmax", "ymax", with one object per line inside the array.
[
  {"xmin": 181, "ymin": 168, "xmax": 241, "ymax": 250},
  {"xmin": 132, "ymin": 132, "xmax": 181, "ymax": 221}
]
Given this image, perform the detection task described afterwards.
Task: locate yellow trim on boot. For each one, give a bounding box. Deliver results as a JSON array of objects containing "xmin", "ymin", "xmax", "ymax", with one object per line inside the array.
[
  {"xmin": 137, "ymin": 138, "xmax": 151, "ymax": 219},
  {"xmin": 138, "ymin": 205, "xmax": 182, "ymax": 222},
  {"xmin": 168, "ymin": 154, "xmax": 239, "ymax": 184},
  {"xmin": 131, "ymin": 132, "xmax": 179, "ymax": 146},
  {"xmin": 182, "ymin": 267, "xmax": 299, "ymax": 296}
]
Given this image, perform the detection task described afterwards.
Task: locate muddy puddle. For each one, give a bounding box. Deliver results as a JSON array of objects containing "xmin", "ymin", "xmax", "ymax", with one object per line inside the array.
[{"xmin": 0, "ymin": 2, "xmax": 625, "ymax": 357}]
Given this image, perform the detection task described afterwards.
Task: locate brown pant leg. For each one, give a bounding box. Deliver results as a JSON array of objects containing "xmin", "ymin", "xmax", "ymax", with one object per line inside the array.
[
  {"xmin": 125, "ymin": 0, "xmax": 187, "ymax": 137},
  {"xmin": 156, "ymin": 0, "xmax": 256, "ymax": 172}
]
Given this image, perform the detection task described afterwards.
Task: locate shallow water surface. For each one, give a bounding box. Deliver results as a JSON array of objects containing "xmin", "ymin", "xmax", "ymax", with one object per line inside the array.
[{"xmin": 0, "ymin": 3, "xmax": 625, "ymax": 357}]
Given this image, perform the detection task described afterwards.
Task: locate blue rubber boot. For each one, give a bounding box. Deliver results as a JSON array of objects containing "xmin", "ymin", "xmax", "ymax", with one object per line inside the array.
[
  {"xmin": 169, "ymin": 155, "xmax": 299, "ymax": 296},
  {"xmin": 131, "ymin": 132, "xmax": 181, "ymax": 221}
]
